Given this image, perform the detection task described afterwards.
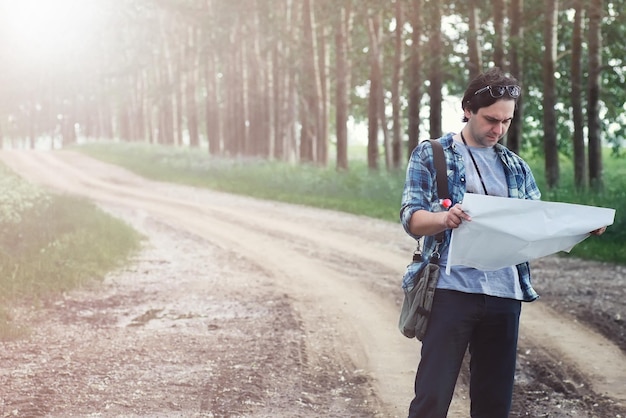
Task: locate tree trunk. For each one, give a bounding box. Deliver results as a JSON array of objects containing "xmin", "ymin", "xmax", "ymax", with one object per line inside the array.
[
  {"xmin": 407, "ymin": 0, "xmax": 423, "ymax": 157},
  {"xmin": 157, "ymin": 18, "xmax": 176, "ymax": 146},
  {"xmin": 316, "ymin": 17, "xmax": 330, "ymax": 166},
  {"xmin": 235, "ymin": 38, "xmax": 247, "ymax": 155},
  {"xmin": 271, "ymin": 0, "xmax": 296, "ymax": 161},
  {"xmin": 427, "ymin": 0, "xmax": 442, "ymax": 139},
  {"xmin": 203, "ymin": 1, "xmax": 221, "ymax": 155},
  {"xmin": 248, "ymin": 3, "xmax": 269, "ymax": 157},
  {"xmin": 272, "ymin": 40, "xmax": 285, "ymax": 160},
  {"xmin": 467, "ymin": 0, "xmax": 482, "ymax": 79},
  {"xmin": 542, "ymin": 0, "xmax": 559, "ymax": 189},
  {"xmin": 492, "ymin": 0, "xmax": 506, "ymax": 69},
  {"xmin": 334, "ymin": 3, "xmax": 352, "ymax": 171},
  {"xmin": 570, "ymin": 0, "xmax": 586, "ymax": 188},
  {"xmin": 300, "ymin": 0, "xmax": 321, "ymax": 163},
  {"xmin": 366, "ymin": 10, "xmax": 384, "ymax": 170},
  {"xmin": 285, "ymin": 0, "xmax": 300, "ymax": 163},
  {"xmin": 158, "ymin": 61, "xmax": 175, "ymax": 145},
  {"xmin": 174, "ymin": 53, "xmax": 184, "ymax": 146},
  {"xmin": 391, "ymin": 0, "xmax": 404, "ymax": 170},
  {"xmin": 204, "ymin": 48, "xmax": 221, "ymax": 155},
  {"xmin": 223, "ymin": 27, "xmax": 246, "ymax": 156},
  {"xmin": 587, "ymin": 0, "xmax": 603, "ymax": 190},
  {"xmin": 507, "ymin": 0, "xmax": 524, "ymax": 154},
  {"xmin": 186, "ymin": 27, "xmax": 200, "ymax": 148}
]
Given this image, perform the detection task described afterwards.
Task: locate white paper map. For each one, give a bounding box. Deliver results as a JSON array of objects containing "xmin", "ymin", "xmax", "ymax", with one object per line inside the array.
[{"xmin": 446, "ymin": 194, "xmax": 616, "ymax": 273}]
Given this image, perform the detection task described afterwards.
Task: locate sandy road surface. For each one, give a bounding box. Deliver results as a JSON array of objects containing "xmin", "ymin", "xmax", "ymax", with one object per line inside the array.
[{"xmin": 1, "ymin": 149, "xmax": 625, "ymax": 417}]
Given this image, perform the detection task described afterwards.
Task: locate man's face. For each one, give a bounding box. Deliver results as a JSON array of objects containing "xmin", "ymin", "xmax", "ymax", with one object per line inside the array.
[{"xmin": 464, "ymin": 99, "xmax": 516, "ymax": 148}]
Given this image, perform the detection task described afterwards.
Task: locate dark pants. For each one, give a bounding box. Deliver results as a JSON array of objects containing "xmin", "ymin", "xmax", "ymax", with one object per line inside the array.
[{"xmin": 408, "ymin": 289, "xmax": 522, "ymax": 418}]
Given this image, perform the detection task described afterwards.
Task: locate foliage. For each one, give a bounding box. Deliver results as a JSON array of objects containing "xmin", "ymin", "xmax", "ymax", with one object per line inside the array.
[
  {"xmin": 0, "ymin": 166, "xmax": 143, "ymax": 340},
  {"xmin": 0, "ymin": 165, "xmax": 51, "ymax": 224},
  {"xmin": 2, "ymin": 1, "xmax": 625, "ymax": 165},
  {"xmin": 76, "ymin": 141, "xmax": 625, "ymax": 265}
]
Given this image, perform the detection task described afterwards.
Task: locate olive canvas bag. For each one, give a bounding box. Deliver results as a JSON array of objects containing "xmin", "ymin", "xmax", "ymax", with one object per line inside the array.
[{"xmin": 398, "ymin": 139, "xmax": 450, "ymax": 341}]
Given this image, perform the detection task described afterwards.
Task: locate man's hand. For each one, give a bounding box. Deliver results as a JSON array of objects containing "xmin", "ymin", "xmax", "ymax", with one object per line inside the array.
[
  {"xmin": 591, "ymin": 226, "xmax": 607, "ymax": 236},
  {"xmin": 444, "ymin": 203, "xmax": 472, "ymax": 230}
]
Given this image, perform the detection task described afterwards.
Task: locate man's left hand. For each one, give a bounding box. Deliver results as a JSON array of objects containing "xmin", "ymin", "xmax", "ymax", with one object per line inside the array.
[{"xmin": 591, "ymin": 226, "xmax": 607, "ymax": 236}]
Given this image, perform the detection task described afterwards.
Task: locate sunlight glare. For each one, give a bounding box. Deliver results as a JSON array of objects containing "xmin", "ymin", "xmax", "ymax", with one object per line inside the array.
[{"xmin": 2, "ymin": 0, "xmax": 103, "ymax": 63}]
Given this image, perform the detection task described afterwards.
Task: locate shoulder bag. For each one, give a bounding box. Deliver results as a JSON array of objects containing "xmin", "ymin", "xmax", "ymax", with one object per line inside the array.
[{"xmin": 398, "ymin": 139, "xmax": 450, "ymax": 340}]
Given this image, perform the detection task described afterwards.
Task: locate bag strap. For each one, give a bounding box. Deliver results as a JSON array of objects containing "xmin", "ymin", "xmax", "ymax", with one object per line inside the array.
[
  {"xmin": 428, "ymin": 139, "xmax": 449, "ymax": 245},
  {"xmin": 411, "ymin": 139, "xmax": 450, "ymax": 263}
]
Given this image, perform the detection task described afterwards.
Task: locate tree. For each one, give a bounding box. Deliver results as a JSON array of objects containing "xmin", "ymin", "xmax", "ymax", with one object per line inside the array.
[
  {"xmin": 334, "ymin": 2, "xmax": 353, "ymax": 171},
  {"xmin": 492, "ymin": 0, "xmax": 506, "ymax": 69},
  {"xmin": 406, "ymin": 0, "xmax": 423, "ymax": 157},
  {"xmin": 570, "ymin": 0, "xmax": 586, "ymax": 188},
  {"xmin": 507, "ymin": 0, "xmax": 524, "ymax": 154},
  {"xmin": 366, "ymin": 8, "xmax": 384, "ymax": 170},
  {"xmin": 466, "ymin": 0, "xmax": 482, "ymax": 80},
  {"xmin": 316, "ymin": 2, "xmax": 331, "ymax": 166},
  {"xmin": 247, "ymin": 1, "xmax": 271, "ymax": 157},
  {"xmin": 427, "ymin": 0, "xmax": 442, "ymax": 139},
  {"xmin": 300, "ymin": 0, "xmax": 322, "ymax": 163},
  {"xmin": 185, "ymin": 26, "xmax": 200, "ymax": 148},
  {"xmin": 542, "ymin": 0, "xmax": 559, "ymax": 189},
  {"xmin": 2, "ymin": 0, "xmax": 626, "ymax": 190},
  {"xmin": 587, "ymin": 0, "xmax": 604, "ymax": 190},
  {"xmin": 390, "ymin": 0, "xmax": 404, "ymax": 169}
]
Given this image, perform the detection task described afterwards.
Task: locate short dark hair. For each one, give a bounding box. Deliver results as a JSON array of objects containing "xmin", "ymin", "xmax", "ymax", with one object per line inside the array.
[{"xmin": 461, "ymin": 67, "xmax": 521, "ymax": 122}]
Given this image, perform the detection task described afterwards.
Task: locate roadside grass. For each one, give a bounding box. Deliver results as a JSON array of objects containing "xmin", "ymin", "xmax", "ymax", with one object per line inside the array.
[
  {"xmin": 76, "ymin": 142, "xmax": 404, "ymax": 221},
  {"xmin": 75, "ymin": 141, "xmax": 625, "ymax": 265},
  {"xmin": 0, "ymin": 165, "xmax": 143, "ymax": 340}
]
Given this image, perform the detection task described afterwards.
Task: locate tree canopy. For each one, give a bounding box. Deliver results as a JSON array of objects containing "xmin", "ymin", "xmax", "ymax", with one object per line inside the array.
[{"xmin": 1, "ymin": 0, "xmax": 624, "ymax": 189}]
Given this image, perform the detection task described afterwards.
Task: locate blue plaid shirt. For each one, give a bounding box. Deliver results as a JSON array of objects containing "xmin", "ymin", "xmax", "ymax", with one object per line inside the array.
[{"xmin": 400, "ymin": 133, "xmax": 542, "ymax": 301}]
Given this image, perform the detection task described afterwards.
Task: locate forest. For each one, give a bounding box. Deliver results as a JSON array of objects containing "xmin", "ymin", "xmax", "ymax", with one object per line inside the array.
[{"xmin": 1, "ymin": 0, "xmax": 624, "ymax": 190}]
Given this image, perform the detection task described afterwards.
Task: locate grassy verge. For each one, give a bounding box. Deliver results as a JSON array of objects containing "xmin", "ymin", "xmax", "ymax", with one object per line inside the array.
[
  {"xmin": 76, "ymin": 142, "xmax": 404, "ymax": 221},
  {"xmin": 75, "ymin": 141, "xmax": 625, "ymax": 264},
  {"xmin": 0, "ymin": 164, "xmax": 143, "ymax": 340}
]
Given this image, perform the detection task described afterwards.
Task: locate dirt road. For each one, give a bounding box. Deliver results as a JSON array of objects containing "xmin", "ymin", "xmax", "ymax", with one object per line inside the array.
[{"xmin": 1, "ymin": 149, "xmax": 624, "ymax": 417}]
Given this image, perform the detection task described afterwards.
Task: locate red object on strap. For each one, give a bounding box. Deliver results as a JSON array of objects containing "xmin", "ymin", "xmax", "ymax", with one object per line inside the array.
[{"xmin": 441, "ymin": 198, "xmax": 452, "ymax": 209}]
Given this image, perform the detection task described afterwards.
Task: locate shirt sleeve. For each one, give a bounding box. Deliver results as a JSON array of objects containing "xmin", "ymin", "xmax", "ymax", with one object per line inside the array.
[
  {"xmin": 400, "ymin": 143, "xmax": 436, "ymax": 240},
  {"xmin": 523, "ymin": 161, "xmax": 542, "ymax": 200}
]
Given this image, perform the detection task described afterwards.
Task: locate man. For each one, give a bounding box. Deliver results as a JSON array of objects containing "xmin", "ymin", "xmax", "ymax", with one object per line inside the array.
[{"xmin": 399, "ymin": 67, "xmax": 606, "ymax": 418}]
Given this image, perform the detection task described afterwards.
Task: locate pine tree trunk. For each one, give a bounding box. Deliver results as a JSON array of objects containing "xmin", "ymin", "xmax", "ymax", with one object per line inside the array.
[
  {"xmin": 316, "ymin": 20, "xmax": 330, "ymax": 166},
  {"xmin": 334, "ymin": 4, "xmax": 352, "ymax": 171},
  {"xmin": 407, "ymin": 0, "xmax": 423, "ymax": 157},
  {"xmin": 493, "ymin": 0, "xmax": 505, "ymax": 69},
  {"xmin": 507, "ymin": 0, "xmax": 524, "ymax": 154},
  {"xmin": 300, "ymin": 0, "xmax": 321, "ymax": 163},
  {"xmin": 571, "ymin": 0, "xmax": 586, "ymax": 188},
  {"xmin": 186, "ymin": 27, "xmax": 200, "ymax": 148},
  {"xmin": 587, "ymin": 0, "xmax": 603, "ymax": 190},
  {"xmin": 427, "ymin": 1, "xmax": 442, "ymax": 139},
  {"xmin": 542, "ymin": 0, "xmax": 559, "ymax": 189},
  {"xmin": 467, "ymin": 0, "xmax": 482, "ymax": 79},
  {"xmin": 391, "ymin": 0, "xmax": 404, "ymax": 170},
  {"xmin": 204, "ymin": 47, "xmax": 221, "ymax": 155},
  {"xmin": 366, "ymin": 10, "xmax": 384, "ymax": 170}
]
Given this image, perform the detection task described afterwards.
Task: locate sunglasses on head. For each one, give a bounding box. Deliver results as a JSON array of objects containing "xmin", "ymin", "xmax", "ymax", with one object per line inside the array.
[{"xmin": 474, "ymin": 85, "xmax": 521, "ymax": 98}]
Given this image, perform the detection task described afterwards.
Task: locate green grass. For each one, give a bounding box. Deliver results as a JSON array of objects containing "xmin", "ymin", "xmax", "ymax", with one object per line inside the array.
[
  {"xmin": 75, "ymin": 141, "xmax": 625, "ymax": 265},
  {"xmin": 76, "ymin": 142, "xmax": 405, "ymax": 221},
  {"xmin": 0, "ymin": 165, "xmax": 143, "ymax": 340}
]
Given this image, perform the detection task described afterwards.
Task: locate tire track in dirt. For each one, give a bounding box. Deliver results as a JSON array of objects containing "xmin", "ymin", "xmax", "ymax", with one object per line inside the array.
[
  {"xmin": 0, "ymin": 149, "xmax": 466, "ymax": 416},
  {"xmin": 3, "ymin": 149, "xmax": 625, "ymax": 414}
]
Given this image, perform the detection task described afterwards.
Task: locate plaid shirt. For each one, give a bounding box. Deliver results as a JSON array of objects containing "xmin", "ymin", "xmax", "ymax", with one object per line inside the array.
[{"xmin": 400, "ymin": 133, "xmax": 542, "ymax": 301}]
